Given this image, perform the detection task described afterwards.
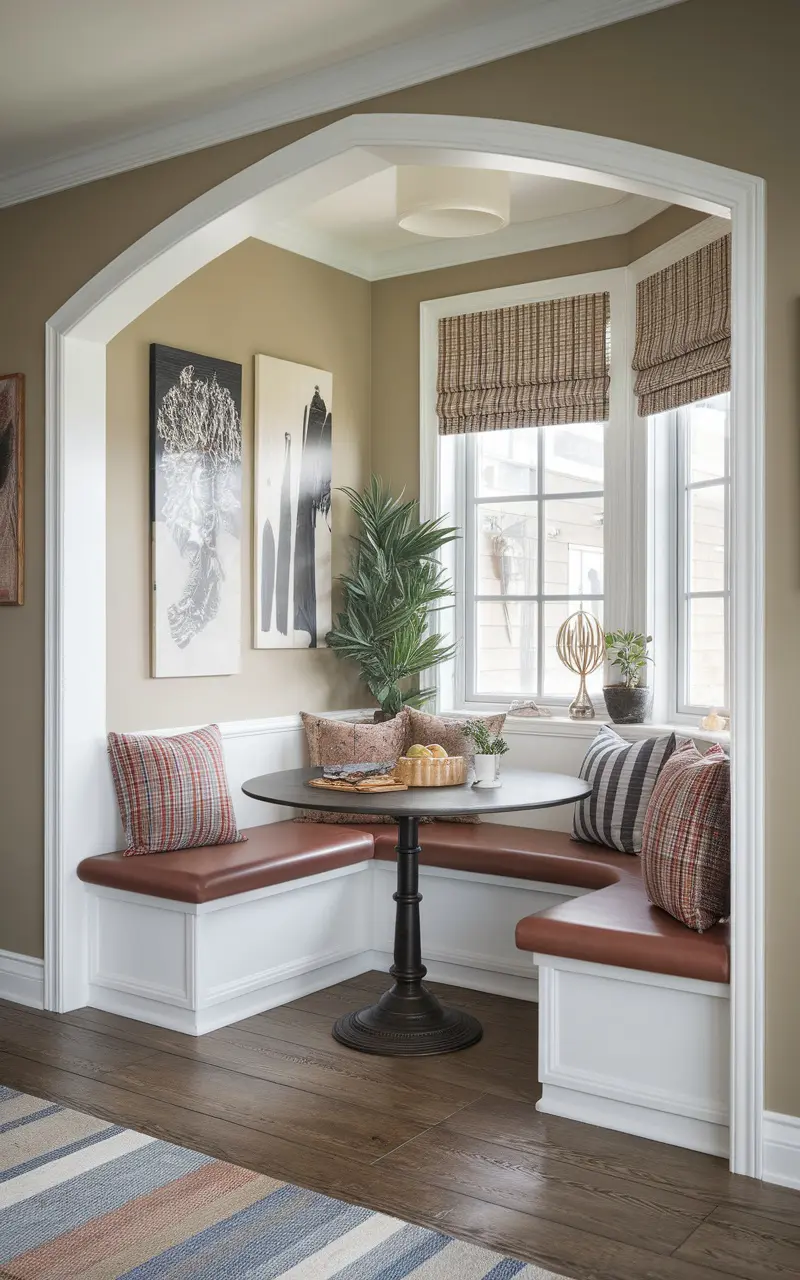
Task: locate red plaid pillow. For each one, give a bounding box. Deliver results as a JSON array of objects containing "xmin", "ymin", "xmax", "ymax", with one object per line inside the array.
[
  {"xmin": 641, "ymin": 740, "xmax": 730, "ymax": 932},
  {"xmin": 107, "ymin": 724, "xmax": 244, "ymax": 856}
]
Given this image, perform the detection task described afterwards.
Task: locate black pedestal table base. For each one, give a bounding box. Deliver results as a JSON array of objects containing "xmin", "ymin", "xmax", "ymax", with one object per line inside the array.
[{"xmin": 332, "ymin": 815, "xmax": 483, "ymax": 1056}]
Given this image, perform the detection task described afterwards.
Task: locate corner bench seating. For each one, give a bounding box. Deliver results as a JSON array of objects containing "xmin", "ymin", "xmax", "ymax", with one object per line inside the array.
[{"xmin": 78, "ymin": 819, "xmax": 730, "ymax": 1157}]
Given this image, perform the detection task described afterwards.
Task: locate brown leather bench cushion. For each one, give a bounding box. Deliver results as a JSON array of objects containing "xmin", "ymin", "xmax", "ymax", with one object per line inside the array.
[
  {"xmin": 77, "ymin": 821, "xmax": 374, "ymax": 905},
  {"xmin": 372, "ymin": 823, "xmax": 729, "ymax": 985},
  {"xmin": 78, "ymin": 818, "xmax": 729, "ymax": 984}
]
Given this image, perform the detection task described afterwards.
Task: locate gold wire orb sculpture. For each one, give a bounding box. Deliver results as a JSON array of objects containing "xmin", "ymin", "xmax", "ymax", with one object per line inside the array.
[{"xmin": 556, "ymin": 610, "xmax": 606, "ymax": 720}]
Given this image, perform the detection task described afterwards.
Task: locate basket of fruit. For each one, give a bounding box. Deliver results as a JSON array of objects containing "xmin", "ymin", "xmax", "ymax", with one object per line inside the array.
[{"xmin": 393, "ymin": 744, "xmax": 467, "ymax": 787}]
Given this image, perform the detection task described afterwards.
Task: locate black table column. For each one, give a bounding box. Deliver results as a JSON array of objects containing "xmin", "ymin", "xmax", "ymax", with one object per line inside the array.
[{"xmin": 332, "ymin": 815, "xmax": 483, "ymax": 1055}]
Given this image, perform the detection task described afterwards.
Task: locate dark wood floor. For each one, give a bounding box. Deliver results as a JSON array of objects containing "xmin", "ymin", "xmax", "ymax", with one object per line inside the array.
[{"xmin": 0, "ymin": 973, "xmax": 799, "ymax": 1279}]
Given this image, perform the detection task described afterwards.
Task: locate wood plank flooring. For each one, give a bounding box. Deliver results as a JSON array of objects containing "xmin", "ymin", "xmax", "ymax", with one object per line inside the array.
[{"xmin": 0, "ymin": 972, "xmax": 798, "ymax": 1279}]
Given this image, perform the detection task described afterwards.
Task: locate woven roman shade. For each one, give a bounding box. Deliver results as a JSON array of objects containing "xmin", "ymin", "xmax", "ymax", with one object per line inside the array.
[
  {"xmin": 633, "ymin": 233, "xmax": 731, "ymax": 417},
  {"xmin": 436, "ymin": 293, "xmax": 609, "ymax": 435}
]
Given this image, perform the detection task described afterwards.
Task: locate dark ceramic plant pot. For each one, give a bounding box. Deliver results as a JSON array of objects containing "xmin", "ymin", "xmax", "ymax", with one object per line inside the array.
[{"xmin": 603, "ymin": 684, "xmax": 653, "ymax": 725}]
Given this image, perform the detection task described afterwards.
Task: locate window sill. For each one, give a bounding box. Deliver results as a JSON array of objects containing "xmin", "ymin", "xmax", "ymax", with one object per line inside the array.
[{"xmin": 450, "ymin": 709, "xmax": 730, "ymax": 746}]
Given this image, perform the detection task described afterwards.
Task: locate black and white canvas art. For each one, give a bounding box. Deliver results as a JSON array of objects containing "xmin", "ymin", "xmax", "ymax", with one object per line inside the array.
[
  {"xmin": 150, "ymin": 344, "xmax": 243, "ymax": 677},
  {"xmin": 253, "ymin": 355, "xmax": 332, "ymax": 649}
]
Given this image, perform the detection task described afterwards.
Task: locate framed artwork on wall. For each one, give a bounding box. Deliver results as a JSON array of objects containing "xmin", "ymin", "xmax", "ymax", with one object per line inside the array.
[
  {"xmin": 0, "ymin": 373, "xmax": 24, "ymax": 605},
  {"xmin": 149, "ymin": 344, "xmax": 243, "ymax": 677},
  {"xmin": 253, "ymin": 355, "xmax": 332, "ymax": 649}
]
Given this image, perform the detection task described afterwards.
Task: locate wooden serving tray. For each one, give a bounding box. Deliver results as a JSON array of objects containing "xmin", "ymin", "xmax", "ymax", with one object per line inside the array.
[{"xmin": 307, "ymin": 776, "xmax": 409, "ymax": 794}]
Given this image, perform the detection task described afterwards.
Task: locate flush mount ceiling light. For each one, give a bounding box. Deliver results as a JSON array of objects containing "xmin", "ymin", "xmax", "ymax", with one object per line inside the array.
[{"xmin": 396, "ymin": 166, "xmax": 510, "ymax": 237}]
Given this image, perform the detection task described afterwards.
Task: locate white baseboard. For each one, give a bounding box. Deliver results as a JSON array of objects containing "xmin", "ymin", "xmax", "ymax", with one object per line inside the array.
[
  {"xmin": 0, "ymin": 949, "xmax": 45, "ymax": 1009},
  {"xmin": 538, "ymin": 1084, "xmax": 729, "ymax": 1158},
  {"xmin": 89, "ymin": 951, "xmax": 381, "ymax": 1035},
  {"xmin": 762, "ymin": 1112, "xmax": 800, "ymax": 1189}
]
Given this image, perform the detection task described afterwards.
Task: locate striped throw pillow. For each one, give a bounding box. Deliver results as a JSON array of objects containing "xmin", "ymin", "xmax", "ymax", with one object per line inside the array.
[
  {"xmin": 641, "ymin": 740, "xmax": 730, "ymax": 932},
  {"xmin": 572, "ymin": 725, "xmax": 677, "ymax": 854},
  {"xmin": 107, "ymin": 724, "xmax": 245, "ymax": 856}
]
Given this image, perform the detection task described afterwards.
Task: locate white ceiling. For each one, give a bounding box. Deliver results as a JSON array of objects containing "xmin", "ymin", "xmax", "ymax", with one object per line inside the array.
[
  {"xmin": 0, "ymin": 0, "xmax": 543, "ymax": 173},
  {"xmin": 254, "ymin": 148, "xmax": 668, "ymax": 279},
  {"xmin": 0, "ymin": 0, "xmax": 686, "ymax": 207},
  {"xmin": 300, "ymin": 168, "xmax": 630, "ymax": 252}
]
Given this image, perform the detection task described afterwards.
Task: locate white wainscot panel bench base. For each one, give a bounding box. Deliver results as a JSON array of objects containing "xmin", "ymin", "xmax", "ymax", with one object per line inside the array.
[
  {"xmin": 84, "ymin": 863, "xmax": 579, "ymax": 1035},
  {"xmin": 534, "ymin": 951, "xmax": 730, "ymax": 1158}
]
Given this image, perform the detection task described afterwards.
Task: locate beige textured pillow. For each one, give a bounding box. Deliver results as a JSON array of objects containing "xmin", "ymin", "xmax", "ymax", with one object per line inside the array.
[
  {"xmin": 404, "ymin": 709, "xmax": 506, "ymax": 822},
  {"xmin": 404, "ymin": 708, "xmax": 505, "ymax": 765},
  {"xmin": 297, "ymin": 710, "xmax": 409, "ymax": 823}
]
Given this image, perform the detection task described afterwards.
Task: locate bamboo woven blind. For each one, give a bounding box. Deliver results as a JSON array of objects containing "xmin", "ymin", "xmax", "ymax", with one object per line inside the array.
[
  {"xmin": 436, "ymin": 292, "xmax": 610, "ymax": 435},
  {"xmin": 633, "ymin": 233, "xmax": 731, "ymax": 417}
]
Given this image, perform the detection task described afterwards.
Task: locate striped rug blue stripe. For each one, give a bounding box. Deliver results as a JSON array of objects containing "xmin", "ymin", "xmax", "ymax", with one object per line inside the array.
[{"xmin": 0, "ymin": 1088, "xmax": 570, "ymax": 1279}]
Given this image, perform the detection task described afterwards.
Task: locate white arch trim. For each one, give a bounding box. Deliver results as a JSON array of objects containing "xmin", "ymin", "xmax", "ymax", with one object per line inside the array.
[{"xmin": 44, "ymin": 112, "xmax": 765, "ymax": 1177}]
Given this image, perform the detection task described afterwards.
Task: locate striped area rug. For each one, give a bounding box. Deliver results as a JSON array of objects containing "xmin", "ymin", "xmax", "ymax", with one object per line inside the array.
[{"xmin": 0, "ymin": 1087, "xmax": 566, "ymax": 1279}]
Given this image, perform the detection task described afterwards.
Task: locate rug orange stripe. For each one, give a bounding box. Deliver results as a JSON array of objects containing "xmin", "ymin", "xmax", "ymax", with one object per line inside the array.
[{"xmin": 8, "ymin": 1159, "xmax": 263, "ymax": 1278}]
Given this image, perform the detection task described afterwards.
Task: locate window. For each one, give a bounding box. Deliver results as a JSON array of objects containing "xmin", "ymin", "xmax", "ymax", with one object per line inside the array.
[
  {"xmin": 465, "ymin": 423, "xmax": 604, "ymax": 702},
  {"xmin": 425, "ymin": 255, "xmax": 731, "ymax": 721},
  {"xmin": 673, "ymin": 392, "xmax": 730, "ymax": 713}
]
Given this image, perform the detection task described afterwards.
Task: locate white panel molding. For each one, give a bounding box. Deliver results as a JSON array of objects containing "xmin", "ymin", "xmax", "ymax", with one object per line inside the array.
[
  {"xmin": 82, "ymin": 856, "xmax": 552, "ymax": 1034},
  {"xmin": 45, "ymin": 110, "xmax": 764, "ymax": 1177},
  {"xmin": 0, "ymin": 950, "xmax": 44, "ymax": 1010},
  {"xmin": 535, "ymin": 955, "xmax": 730, "ymax": 1157},
  {"xmin": 0, "ymin": 0, "xmax": 686, "ymax": 208},
  {"xmin": 762, "ymin": 1112, "xmax": 800, "ymax": 1190}
]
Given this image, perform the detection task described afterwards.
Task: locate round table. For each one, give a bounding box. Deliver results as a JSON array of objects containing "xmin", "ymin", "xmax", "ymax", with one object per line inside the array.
[{"xmin": 241, "ymin": 766, "xmax": 591, "ymax": 1057}]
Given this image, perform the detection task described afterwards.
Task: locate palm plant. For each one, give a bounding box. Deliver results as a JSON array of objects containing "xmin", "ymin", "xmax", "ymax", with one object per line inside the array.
[{"xmin": 326, "ymin": 478, "xmax": 458, "ymax": 718}]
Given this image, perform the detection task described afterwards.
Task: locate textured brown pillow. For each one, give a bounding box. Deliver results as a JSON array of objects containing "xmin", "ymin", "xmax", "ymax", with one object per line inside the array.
[
  {"xmin": 641, "ymin": 740, "xmax": 731, "ymax": 932},
  {"xmin": 297, "ymin": 710, "xmax": 409, "ymax": 823},
  {"xmin": 403, "ymin": 709, "xmax": 505, "ymax": 765},
  {"xmin": 404, "ymin": 709, "xmax": 506, "ymax": 822}
]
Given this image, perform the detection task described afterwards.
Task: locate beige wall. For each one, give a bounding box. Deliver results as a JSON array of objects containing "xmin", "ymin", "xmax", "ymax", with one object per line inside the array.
[
  {"xmin": 372, "ymin": 206, "xmax": 704, "ymax": 496},
  {"xmin": 1, "ymin": 0, "xmax": 798, "ymax": 1112},
  {"xmin": 106, "ymin": 238, "xmax": 369, "ymax": 730}
]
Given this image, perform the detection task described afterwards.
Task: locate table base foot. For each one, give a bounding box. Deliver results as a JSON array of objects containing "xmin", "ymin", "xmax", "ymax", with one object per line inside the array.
[{"xmin": 332, "ymin": 988, "xmax": 483, "ymax": 1057}]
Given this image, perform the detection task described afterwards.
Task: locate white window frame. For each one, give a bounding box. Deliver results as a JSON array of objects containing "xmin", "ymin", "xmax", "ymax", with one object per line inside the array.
[
  {"xmin": 632, "ymin": 218, "xmax": 734, "ymax": 728},
  {"xmin": 675, "ymin": 397, "xmax": 731, "ymax": 716},
  {"xmin": 421, "ymin": 219, "xmax": 733, "ymax": 722},
  {"xmin": 420, "ymin": 268, "xmax": 640, "ymax": 715},
  {"xmin": 462, "ymin": 419, "xmax": 606, "ymax": 705}
]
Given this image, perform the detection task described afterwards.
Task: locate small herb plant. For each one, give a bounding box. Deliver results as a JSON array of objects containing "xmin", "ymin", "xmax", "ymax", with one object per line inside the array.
[
  {"xmin": 605, "ymin": 630, "xmax": 653, "ymax": 689},
  {"xmin": 463, "ymin": 720, "xmax": 510, "ymax": 756}
]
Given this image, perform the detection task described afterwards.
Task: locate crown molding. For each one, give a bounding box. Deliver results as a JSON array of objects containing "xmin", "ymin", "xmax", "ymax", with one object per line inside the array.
[
  {"xmin": 254, "ymin": 193, "xmax": 670, "ymax": 281},
  {"xmin": 0, "ymin": 0, "xmax": 685, "ymax": 209},
  {"xmin": 628, "ymin": 212, "xmax": 729, "ymax": 278}
]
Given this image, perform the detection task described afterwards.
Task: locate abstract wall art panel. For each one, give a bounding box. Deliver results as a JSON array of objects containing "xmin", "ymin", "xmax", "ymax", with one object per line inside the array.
[
  {"xmin": 253, "ymin": 355, "xmax": 332, "ymax": 650},
  {"xmin": 0, "ymin": 373, "xmax": 24, "ymax": 605},
  {"xmin": 150, "ymin": 345, "xmax": 243, "ymax": 677}
]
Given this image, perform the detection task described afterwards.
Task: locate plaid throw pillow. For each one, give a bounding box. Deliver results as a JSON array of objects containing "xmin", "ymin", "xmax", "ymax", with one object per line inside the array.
[
  {"xmin": 641, "ymin": 740, "xmax": 731, "ymax": 932},
  {"xmin": 573, "ymin": 725, "xmax": 678, "ymax": 854},
  {"xmin": 107, "ymin": 724, "xmax": 244, "ymax": 856}
]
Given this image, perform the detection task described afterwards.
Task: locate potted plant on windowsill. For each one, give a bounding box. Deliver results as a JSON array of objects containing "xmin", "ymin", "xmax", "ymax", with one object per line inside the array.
[
  {"xmin": 463, "ymin": 719, "xmax": 510, "ymax": 788},
  {"xmin": 603, "ymin": 631, "xmax": 653, "ymax": 724},
  {"xmin": 326, "ymin": 477, "xmax": 459, "ymax": 721}
]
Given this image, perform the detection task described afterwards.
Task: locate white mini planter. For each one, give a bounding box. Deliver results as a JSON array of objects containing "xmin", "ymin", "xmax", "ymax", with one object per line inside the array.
[{"xmin": 473, "ymin": 753, "xmax": 501, "ymax": 787}]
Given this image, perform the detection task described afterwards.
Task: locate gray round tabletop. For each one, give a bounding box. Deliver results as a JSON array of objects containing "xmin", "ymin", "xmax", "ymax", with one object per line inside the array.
[{"xmin": 241, "ymin": 766, "xmax": 591, "ymax": 818}]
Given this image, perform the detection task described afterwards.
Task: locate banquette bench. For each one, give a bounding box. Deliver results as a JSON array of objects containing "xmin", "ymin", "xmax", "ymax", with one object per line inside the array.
[{"xmin": 78, "ymin": 820, "xmax": 730, "ymax": 1157}]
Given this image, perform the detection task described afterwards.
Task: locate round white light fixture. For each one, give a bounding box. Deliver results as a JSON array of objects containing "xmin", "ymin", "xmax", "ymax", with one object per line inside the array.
[{"xmin": 396, "ymin": 166, "xmax": 510, "ymax": 238}]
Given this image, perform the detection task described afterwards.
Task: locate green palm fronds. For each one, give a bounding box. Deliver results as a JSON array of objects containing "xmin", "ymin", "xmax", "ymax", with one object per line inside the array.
[{"xmin": 326, "ymin": 477, "xmax": 459, "ymax": 717}]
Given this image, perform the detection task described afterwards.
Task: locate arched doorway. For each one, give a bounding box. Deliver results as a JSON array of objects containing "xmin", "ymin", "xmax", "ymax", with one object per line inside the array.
[{"xmin": 44, "ymin": 111, "xmax": 765, "ymax": 1176}]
